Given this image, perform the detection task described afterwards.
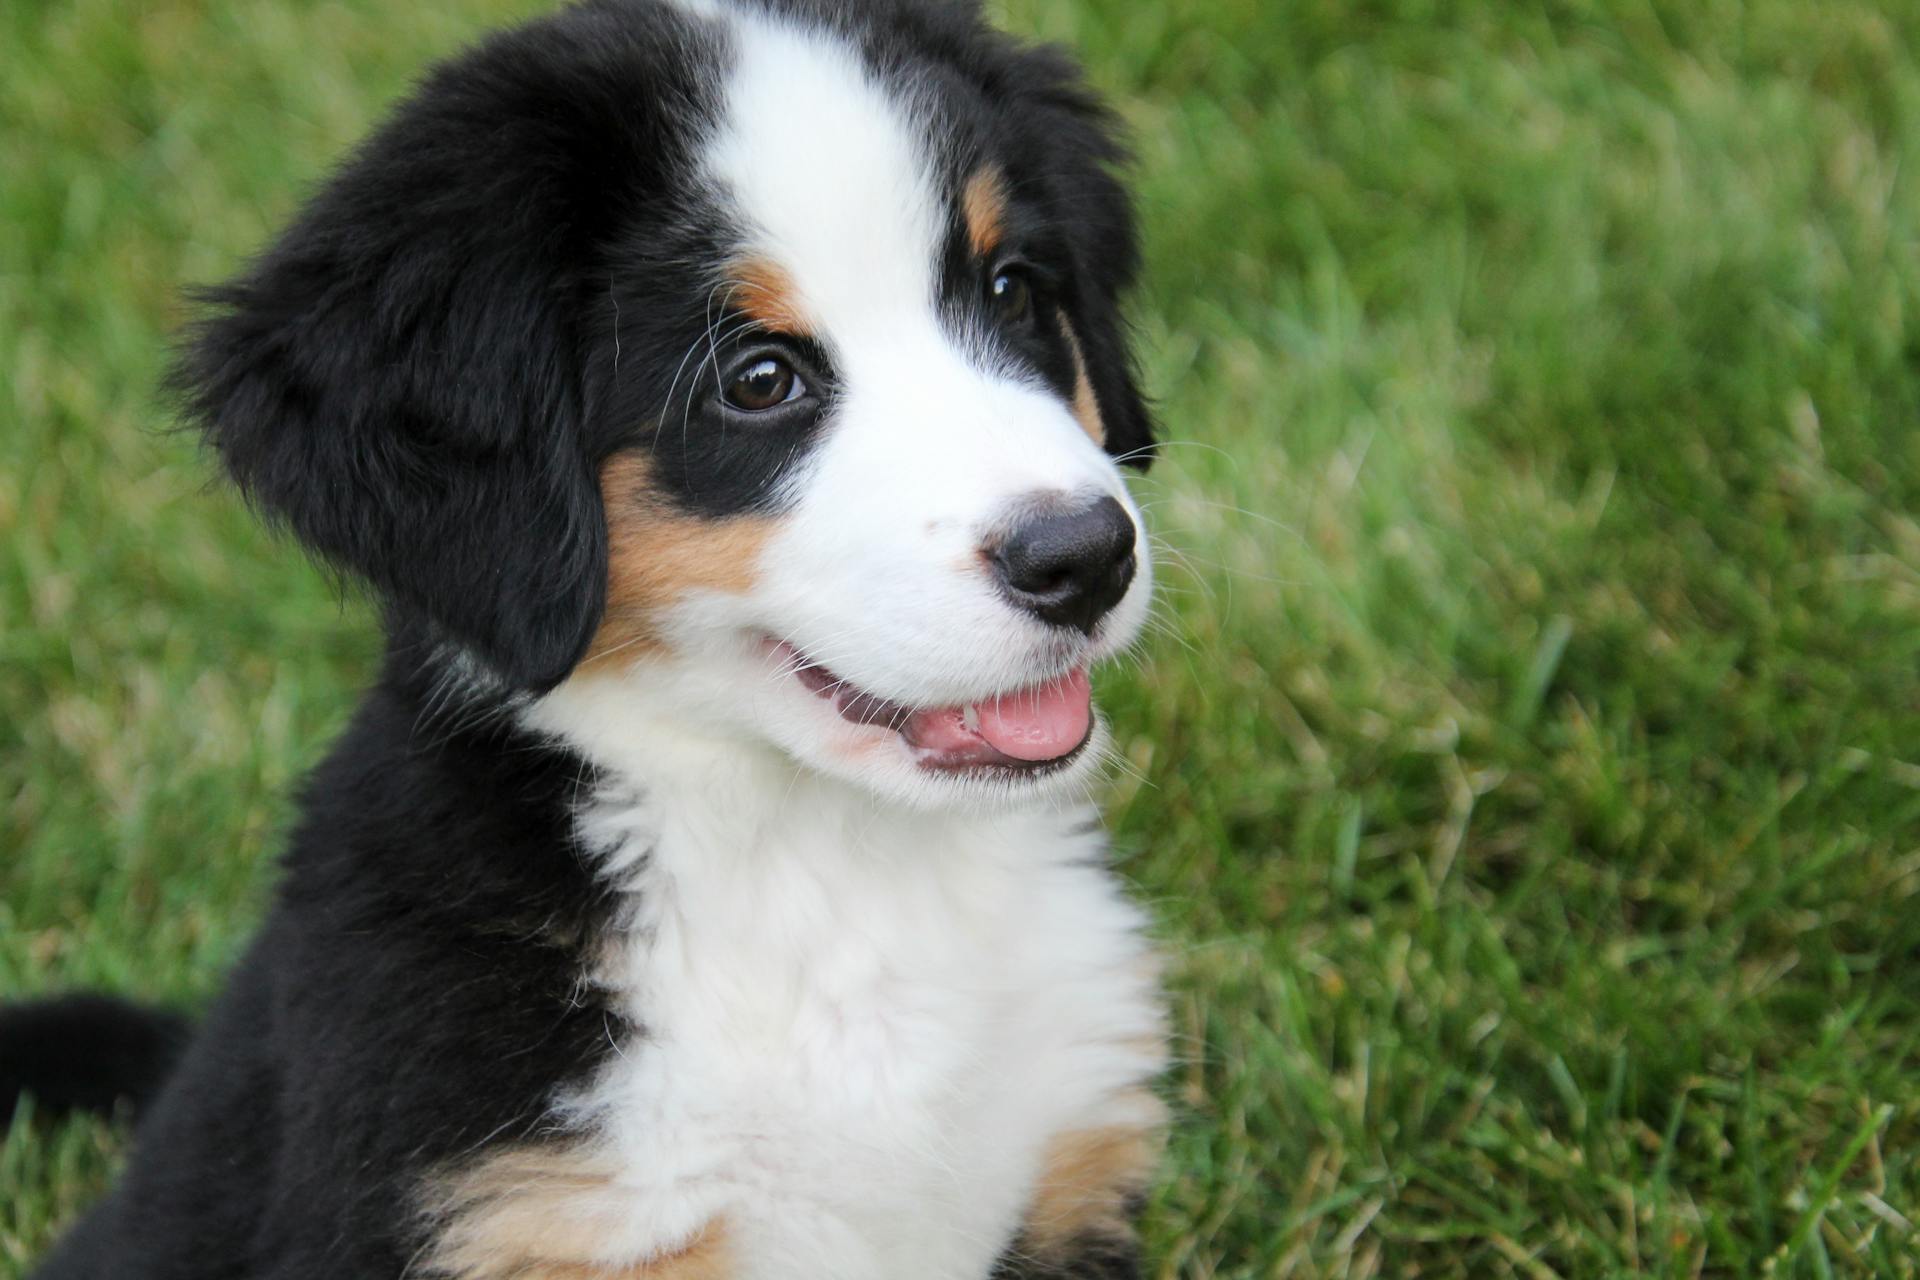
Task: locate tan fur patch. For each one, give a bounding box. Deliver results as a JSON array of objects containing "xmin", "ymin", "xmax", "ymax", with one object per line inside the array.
[
  {"xmin": 1018, "ymin": 1090, "xmax": 1167, "ymax": 1259},
  {"xmin": 586, "ymin": 453, "xmax": 775, "ymax": 664},
  {"xmin": 962, "ymin": 166, "xmax": 1010, "ymax": 260},
  {"xmin": 419, "ymin": 1144, "xmax": 731, "ymax": 1279},
  {"xmin": 725, "ymin": 256, "xmax": 811, "ymax": 335},
  {"xmin": 1056, "ymin": 319, "xmax": 1106, "ymax": 446}
]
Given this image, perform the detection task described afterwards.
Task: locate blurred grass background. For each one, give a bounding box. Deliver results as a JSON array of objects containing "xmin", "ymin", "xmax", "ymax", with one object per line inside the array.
[{"xmin": 4, "ymin": 0, "xmax": 1919, "ymax": 1276}]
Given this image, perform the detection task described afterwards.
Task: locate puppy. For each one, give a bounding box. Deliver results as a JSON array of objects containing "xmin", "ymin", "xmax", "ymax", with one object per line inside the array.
[{"xmin": 17, "ymin": 1, "xmax": 1166, "ymax": 1276}]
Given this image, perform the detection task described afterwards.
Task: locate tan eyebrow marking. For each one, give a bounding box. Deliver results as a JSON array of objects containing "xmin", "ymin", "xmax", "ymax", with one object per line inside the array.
[
  {"xmin": 725, "ymin": 256, "xmax": 812, "ymax": 336},
  {"xmin": 962, "ymin": 165, "xmax": 1010, "ymax": 260}
]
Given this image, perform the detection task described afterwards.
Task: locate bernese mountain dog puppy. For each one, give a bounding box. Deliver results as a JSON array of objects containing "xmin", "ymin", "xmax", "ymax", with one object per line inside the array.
[{"xmin": 13, "ymin": 0, "xmax": 1166, "ymax": 1275}]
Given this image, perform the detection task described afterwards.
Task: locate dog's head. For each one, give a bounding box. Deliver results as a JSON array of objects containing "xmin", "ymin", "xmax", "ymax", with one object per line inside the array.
[{"xmin": 178, "ymin": 0, "xmax": 1155, "ymax": 808}]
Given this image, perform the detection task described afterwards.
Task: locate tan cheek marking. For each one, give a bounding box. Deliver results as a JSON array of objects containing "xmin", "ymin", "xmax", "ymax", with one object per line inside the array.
[
  {"xmin": 1019, "ymin": 1089, "xmax": 1167, "ymax": 1259},
  {"xmin": 419, "ymin": 1145, "xmax": 732, "ymax": 1279},
  {"xmin": 726, "ymin": 256, "xmax": 811, "ymax": 335},
  {"xmin": 585, "ymin": 453, "xmax": 776, "ymax": 664},
  {"xmin": 1057, "ymin": 318, "xmax": 1106, "ymax": 446},
  {"xmin": 962, "ymin": 166, "xmax": 1010, "ymax": 260}
]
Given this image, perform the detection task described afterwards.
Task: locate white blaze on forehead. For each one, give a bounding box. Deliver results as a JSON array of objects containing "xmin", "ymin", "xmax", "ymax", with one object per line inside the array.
[{"xmin": 705, "ymin": 14, "xmax": 943, "ymax": 343}]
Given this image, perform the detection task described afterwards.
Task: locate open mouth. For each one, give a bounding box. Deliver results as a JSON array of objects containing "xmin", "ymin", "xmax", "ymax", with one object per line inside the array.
[{"xmin": 771, "ymin": 641, "xmax": 1095, "ymax": 775}]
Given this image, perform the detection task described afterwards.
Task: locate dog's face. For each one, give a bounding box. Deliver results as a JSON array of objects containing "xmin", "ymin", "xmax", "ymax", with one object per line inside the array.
[{"xmin": 179, "ymin": 0, "xmax": 1154, "ymax": 808}]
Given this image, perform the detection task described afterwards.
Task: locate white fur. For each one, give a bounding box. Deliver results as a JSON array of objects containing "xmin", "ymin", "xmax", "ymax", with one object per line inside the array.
[
  {"xmin": 520, "ymin": 9, "xmax": 1164, "ymax": 1276},
  {"xmin": 510, "ymin": 715, "xmax": 1165, "ymax": 1278}
]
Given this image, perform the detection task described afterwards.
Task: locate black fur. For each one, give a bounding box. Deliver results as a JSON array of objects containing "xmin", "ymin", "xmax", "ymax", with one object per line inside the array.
[
  {"xmin": 34, "ymin": 666, "xmax": 625, "ymax": 1279},
  {"xmin": 974, "ymin": 44, "xmax": 1157, "ymax": 466},
  {"xmin": 0, "ymin": 996, "xmax": 190, "ymax": 1126},
  {"xmin": 993, "ymin": 1237, "xmax": 1145, "ymax": 1280},
  {"xmin": 26, "ymin": 1, "xmax": 1155, "ymax": 1276},
  {"xmin": 172, "ymin": 1, "xmax": 724, "ymax": 690}
]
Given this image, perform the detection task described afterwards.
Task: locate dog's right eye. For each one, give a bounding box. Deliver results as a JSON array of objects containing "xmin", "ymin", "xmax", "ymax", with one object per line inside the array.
[{"xmin": 724, "ymin": 356, "xmax": 805, "ymax": 412}]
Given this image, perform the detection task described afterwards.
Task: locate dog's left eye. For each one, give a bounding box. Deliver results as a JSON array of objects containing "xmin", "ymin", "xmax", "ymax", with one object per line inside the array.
[
  {"xmin": 724, "ymin": 356, "xmax": 806, "ymax": 412},
  {"xmin": 988, "ymin": 267, "xmax": 1034, "ymax": 327}
]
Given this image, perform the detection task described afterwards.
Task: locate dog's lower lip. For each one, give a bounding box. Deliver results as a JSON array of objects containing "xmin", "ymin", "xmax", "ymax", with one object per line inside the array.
[{"xmin": 771, "ymin": 640, "xmax": 1093, "ymax": 773}]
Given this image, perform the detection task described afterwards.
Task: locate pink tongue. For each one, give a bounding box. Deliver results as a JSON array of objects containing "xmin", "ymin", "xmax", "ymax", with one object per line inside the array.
[{"xmin": 973, "ymin": 668, "xmax": 1093, "ymax": 761}]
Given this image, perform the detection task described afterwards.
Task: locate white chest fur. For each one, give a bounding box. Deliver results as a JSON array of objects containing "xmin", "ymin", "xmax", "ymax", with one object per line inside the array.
[{"xmin": 552, "ymin": 750, "xmax": 1165, "ymax": 1280}]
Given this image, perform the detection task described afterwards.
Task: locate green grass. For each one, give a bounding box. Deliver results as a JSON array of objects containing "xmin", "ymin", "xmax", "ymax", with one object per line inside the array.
[{"xmin": 4, "ymin": 0, "xmax": 1919, "ymax": 1275}]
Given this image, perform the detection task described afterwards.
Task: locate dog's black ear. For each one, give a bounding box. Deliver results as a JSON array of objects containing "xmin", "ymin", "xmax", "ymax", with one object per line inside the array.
[
  {"xmin": 1008, "ymin": 46, "xmax": 1157, "ymax": 470},
  {"xmin": 174, "ymin": 20, "xmax": 676, "ymax": 689}
]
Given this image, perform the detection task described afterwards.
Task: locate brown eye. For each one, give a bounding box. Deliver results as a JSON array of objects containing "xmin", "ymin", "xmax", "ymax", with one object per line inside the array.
[
  {"xmin": 989, "ymin": 268, "xmax": 1033, "ymax": 325},
  {"xmin": 724, "ymin": 356, "xmax": 803, "ymax": 412}
]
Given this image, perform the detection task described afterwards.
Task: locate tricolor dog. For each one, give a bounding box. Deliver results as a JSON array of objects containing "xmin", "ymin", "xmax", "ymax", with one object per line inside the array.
[{"xmin": 10, "ymin": 0, "xmax": 1168, "ymax": 1275}]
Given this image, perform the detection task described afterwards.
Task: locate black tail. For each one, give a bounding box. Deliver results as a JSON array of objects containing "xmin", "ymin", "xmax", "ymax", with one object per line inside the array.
[{"xmin": 0, "ymin": 994, "xmax": 192, "ymax": 1126}]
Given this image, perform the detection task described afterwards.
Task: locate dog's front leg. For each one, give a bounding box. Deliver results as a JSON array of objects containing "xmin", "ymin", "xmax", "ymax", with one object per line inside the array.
[
  {"xmin": 991, "ymin": 1106, "xmax": 1160, "ymax": 1280},
  {"xmin": 990, "ymin": 1230, "xmax": 1145, "ymax": 1280}
]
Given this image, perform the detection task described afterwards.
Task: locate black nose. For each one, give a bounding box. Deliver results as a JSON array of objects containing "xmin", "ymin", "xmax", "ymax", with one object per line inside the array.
[{"xmin": 991, "ymin": 495, "xmax": 1138, "ymax": 635}]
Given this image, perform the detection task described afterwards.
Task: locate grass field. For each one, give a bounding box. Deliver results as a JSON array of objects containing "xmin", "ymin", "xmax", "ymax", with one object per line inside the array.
[{"xmin": 4, "ymin": 0, "xmax": 1919, "ymax": 1275}]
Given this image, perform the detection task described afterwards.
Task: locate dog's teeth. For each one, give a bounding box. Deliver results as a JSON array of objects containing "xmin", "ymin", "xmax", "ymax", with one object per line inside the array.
[{"xmin": 962, "ymin": 704, "xmax": 980, "ymax": 733}]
